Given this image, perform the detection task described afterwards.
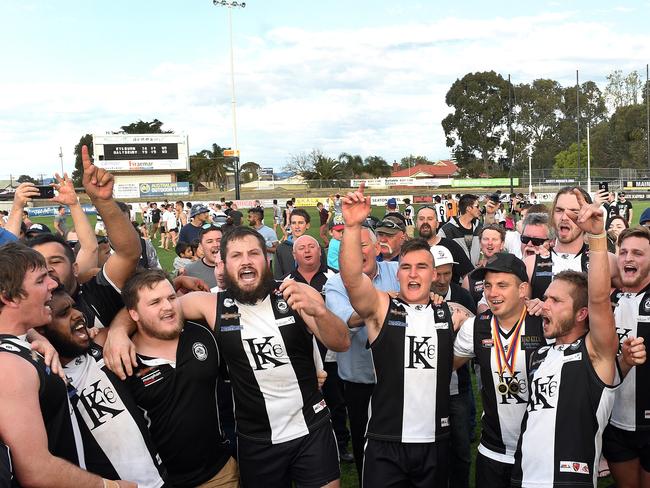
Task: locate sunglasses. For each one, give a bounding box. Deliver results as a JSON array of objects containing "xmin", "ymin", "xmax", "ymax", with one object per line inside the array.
[
  {"xmin": 378, "ymin": 220, "xmax": 404, "ymax": 231},
  {"xmin": 520, "ymin": 235, "xmax": 548, "ymax": 247}
]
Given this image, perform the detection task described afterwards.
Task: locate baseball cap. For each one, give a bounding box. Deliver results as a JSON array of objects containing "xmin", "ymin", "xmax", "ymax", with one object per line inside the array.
[
  {"xmin": 639, "ymin": 207, "xmax": 650, "ymax": 225},
  {"xmin": 329, "ymin": 215, "xmax": 345, "ymax": 231},
  {"xmin": 190, "ymin": 204, "xmax": 209, "ymax": 218},
  {"xmin": 386, "ymin": 198, "xmax": 397, "ymax": 208},
  {"xmin": 376, "ymin": 216, "xmax": 406, "ymax": 235},
  {"xmin": 430, "ymin": 245, "xmax": 458, "ymax": 267},
  {"xmin": 470, "ymin": 252, "xmax": 528, "ymax": 283},
  {"xmin": 25, "ymin": 223, "xmax": 51, "ymax": 236}
]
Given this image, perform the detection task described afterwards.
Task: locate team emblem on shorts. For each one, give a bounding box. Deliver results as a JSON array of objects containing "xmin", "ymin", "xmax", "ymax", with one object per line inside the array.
[
  {"xmin": 192, "ymin": 342, "xmax": 208, "ymax": 361},
  {"xmin": 435, "ymin": 308, "xmax": 445, "ymax": 319},
  {"xmin": 223, "ymin": 298, "xmax": 235, "ymax": 308},
  {"xmin": 0, "ymin": 343, "xmax": 20, "ymax": 353},
  {"xmin": 644, "ymin": 297, "xmax": 650, "ymax": 312},
  {"xmin": 275, "ymin": 298, "xmax": 289, "ymax": 314}
]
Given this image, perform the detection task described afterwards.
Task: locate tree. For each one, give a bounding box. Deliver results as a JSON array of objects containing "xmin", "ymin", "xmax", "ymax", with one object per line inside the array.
[
  {"xmin": 605, "ymin": 70, "xmax": 644, "ymax": 111},
  {"xmin": 364, "ymin": 155, "xmax": 391, "ymax": 177},
  {"xmin": 117, "ymin": 119, "xmax": 173, "ymax": 134},
  {"xmin": 240, "ymin": 161, "xmax": 261, "ymax": 184},
  {"xmin": 399, "ymin": 155, "xmax": 431, "ymax": 169},
  {"xmin": 552, "ymin": 142, "xmax": 587, "ymax": 178},
  {"xmin": 514, "ymin": 79, "xmax": 564, "ymax": 167},
  {"xmin": 284, "ymin": 149, "xmax": 322, "ymax": 178},
  {"xmin": 310, "ymin": 156, "xmax": 345, "ymax": 180},
  {"xmin": 442, "ymin": 71, "xmax": 510, "ymax": 173},
  {"xmin": 188, "ymin": 143, "xmax": 232, "ymax": 190},
  {"xmin": 16, "ymin": 174, "xmax": 39, "ymax": 184},
  {"xmin": 338, "ymin": 153, "xmax": 364, "ymax": 177}
]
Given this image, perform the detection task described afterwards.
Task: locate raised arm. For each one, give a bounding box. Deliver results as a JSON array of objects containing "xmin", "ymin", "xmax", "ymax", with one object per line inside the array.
[
  {"xmin": 567, "ymin": 189, "xmax": 619, "ymax": 382},
  {"xmin": 6, "ymin": 183, "xmax": 39, "ymax": 238},
  {"xmin": 339, "ymin": 183, "xmax": 387, "ymax": 338},
  {"xmin": 81, "ymin": 145, "xmax": 140, "ymax": 289},
  {"xmin": 52, "ymin": 172, "xmax": 98, "ymax": 276}
]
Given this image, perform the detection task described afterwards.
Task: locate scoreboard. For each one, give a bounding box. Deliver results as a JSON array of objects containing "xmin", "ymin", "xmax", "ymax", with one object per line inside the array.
[{"xmin": 92, "ymin": 134, "xmax": 189, "ymax": 171}]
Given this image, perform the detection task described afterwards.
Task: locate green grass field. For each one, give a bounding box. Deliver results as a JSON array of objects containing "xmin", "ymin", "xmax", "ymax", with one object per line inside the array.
[{"xmin": 32, "ymin": 199, "xmax": 643, "ymax": 487}]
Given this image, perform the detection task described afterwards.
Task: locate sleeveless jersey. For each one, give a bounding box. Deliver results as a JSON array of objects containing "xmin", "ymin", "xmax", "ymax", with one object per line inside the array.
[
  {"xmin": 128, "ymin": 321, "xmax": 230, "ymax": 488},
  {"xmin": 610, "ymin": 285, "xmax": 650, "ymax": 431},
  {"xmin": 215, "ymin": 286, "xmax": 330, "ymax": 444},
  {"xmin": 530, "ymin": 245, "xmax": 589, "ymax": 300},
  {"xmin": 434, "ymin": 203, "xmax": 447, "ymax": 224},
  {"xmin": 512, "ymin": 337, "xmax": 618, "ymax": 487},
  {"xmin": 65, "ymin": 343, "xmax": 166, "ymax": 487},
  {"xmin": 367, "ymin": 297, "xmax": 453, "ymax": 443},
  {"xmin": 467, "ymin": 275, "xmax": 485, "ymax": 305},
  {"xmin": 0, "ymin": 335, "xmax": 83, "ymax": 467},
  {"xmin": 454, "ymin": 312, "xmax": 545, "ymax": 463}
]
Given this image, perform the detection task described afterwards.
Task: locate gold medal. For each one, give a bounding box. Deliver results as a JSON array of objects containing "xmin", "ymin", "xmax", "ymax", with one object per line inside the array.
[
  {"xmin": 497, "ymin": 380, "xmax": 509, "ymax": 396},
  {"xmin": 508, "ymin": 381, "xmax": 520, "ymax": 395}
]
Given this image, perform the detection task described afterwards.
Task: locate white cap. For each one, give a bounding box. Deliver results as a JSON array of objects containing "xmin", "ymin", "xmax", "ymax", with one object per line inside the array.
[{"xmin": 430, "ymin": 245, "xmax": 458, "ymax": 267}]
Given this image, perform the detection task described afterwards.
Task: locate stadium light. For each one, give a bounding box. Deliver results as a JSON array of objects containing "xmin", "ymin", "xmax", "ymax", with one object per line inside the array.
[{"xmin": 212, "ymin": 0, "xmax": 246, "ymax": 200}]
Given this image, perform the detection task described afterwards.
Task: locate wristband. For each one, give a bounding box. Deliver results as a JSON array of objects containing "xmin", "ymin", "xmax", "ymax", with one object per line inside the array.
[{"xmin": 586, "ymin": 232, "xmax": 607, "ymax": 239}]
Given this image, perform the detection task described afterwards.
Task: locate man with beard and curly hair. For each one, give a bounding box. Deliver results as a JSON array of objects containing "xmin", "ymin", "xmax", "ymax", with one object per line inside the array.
[{"xmin": 106, "ymin": 226, "xmax": 350, "ymax": 488}]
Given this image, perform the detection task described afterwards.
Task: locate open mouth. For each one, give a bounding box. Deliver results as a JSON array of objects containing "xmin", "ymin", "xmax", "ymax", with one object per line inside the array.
[
  {"xmin": 72, "ymin": 320, "xmax": 88, "ymax": 340},
  {"xmin": 524, "ymin": 248, "xmax": 537, "ymax": 257},
  {"xmin": 160, "ymin": 311, "xmax": 176, "ymax": 323},
  {"xmin": 490, "ymin": 299, "xmax": 504, "ymax": 307},
  {"xmin": 623, "ymin": 264, "xmax": 638, "ymax": 277},
  {"xmin": 239, "ymin": 268, "xmax": 257, "ymax": 283},
  {"xmin": 407, "ymin": 280, "xmax": 421, "ymax": 290}
]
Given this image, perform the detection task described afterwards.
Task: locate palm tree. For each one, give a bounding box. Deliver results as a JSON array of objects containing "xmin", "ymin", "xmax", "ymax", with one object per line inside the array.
[{"xmin": 189, "ymin": 143, "xmax": 233, "ymax": 189}]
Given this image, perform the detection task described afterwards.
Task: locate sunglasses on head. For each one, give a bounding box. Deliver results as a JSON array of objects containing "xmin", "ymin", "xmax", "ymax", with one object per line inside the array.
[
  {"xmin": 378, "ymin": 220, "xmax": 403, "ymax": 230},
  {"xmin": 520, "ymin": 235, "xmax": 547, "ymax": 246}
]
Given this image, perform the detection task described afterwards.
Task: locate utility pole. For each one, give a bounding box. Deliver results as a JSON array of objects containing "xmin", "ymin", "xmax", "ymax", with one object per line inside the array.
[
  {"xmin": 576, "ymin": 70, "xmax": 581, "ymax": 186},
  {"xmin": 508, "ymin": 74, "xmax": 514, "ymax": 194},
  {"xmin": 646, "ymin": 63, "xmax": 649, "ymax": 169}
]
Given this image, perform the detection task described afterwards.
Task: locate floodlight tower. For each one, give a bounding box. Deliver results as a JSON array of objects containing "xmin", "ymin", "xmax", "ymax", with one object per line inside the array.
[{"xmin": 213, "ymin": 0, "xmax": 246, "ymax": 199}]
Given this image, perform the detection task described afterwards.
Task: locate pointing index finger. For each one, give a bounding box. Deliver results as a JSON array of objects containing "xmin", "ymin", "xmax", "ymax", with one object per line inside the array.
[
  {"xmin": 358, "ymin": 181, "xmax": 366, "ymax": 194},
  {"xmin": 81, "ymin": 145, "xmax": 93, "ymax": 170}
]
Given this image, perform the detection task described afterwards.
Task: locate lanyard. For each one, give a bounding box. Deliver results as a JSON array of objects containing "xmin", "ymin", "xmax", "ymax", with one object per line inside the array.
[{"xmin": 492, "ymin": 307, "xmax": 526, "ymax": 377}]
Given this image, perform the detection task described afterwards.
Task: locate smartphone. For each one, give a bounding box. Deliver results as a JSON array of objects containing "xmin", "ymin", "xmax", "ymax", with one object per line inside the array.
[
  {"xmin": 36, "ymin": 185, "xmax": 55, "ymax": 199},
  {"xmin": 598, "ymin": 181, "xmax": 609, "ymax": 193}
]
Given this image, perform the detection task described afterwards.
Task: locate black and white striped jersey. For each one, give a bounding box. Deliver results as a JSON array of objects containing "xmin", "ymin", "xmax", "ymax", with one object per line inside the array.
[
  {"xmin": 454, "ymin": 312, "xmax": 545, "ymax": 463},
  {"xmin": 530, "ymin": 246, "xmax": 589, "ymax": 300},
  {"xmin": 65, "ymin": 343, "xmax": 166, "ymax": 487},
  {"xmin": 610, "ymin": 286, "xmax": 650, "ymax": 431},
  {"xmin": 215, "ymin": 287, "xmax": 330, "ymax": 444},
  {"xmin": 512, "ymin": 337, "xmax": 618, "ymax": 488},
  {"xmin": 367, "ymin": 297, "xmax": 453, "ymax": 443}
]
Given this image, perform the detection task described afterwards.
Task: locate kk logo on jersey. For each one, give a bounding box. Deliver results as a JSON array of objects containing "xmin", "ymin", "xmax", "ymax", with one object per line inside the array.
[
  {"xmin": 406, "ymin": 335, "xmax": 436, "ymax": 369},
  {"xmin": 244, "ymin": 336, "xmax": 289, "ymax": 371},
  {"xmin": 78, "ymin": 380, "xmax": 125, "ymax": 430},
  {"xmin": 528, "ymin": 374, "xmax": 558, "ymax": 412}
]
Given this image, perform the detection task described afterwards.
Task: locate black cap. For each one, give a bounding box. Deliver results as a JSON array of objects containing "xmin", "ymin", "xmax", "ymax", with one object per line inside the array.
[
  {"xmin": 25, "ymin": 223, "xmax": 52, "ymax": 236},
  {"xmin": 470, "ymin": 252, "xmax": 528, "ymax": 283}
]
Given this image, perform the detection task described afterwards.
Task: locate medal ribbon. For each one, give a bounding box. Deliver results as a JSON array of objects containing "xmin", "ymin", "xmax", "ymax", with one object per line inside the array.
[{"xmin": 492, "ymin": 307, "xmax": 526, "ymax": 377}]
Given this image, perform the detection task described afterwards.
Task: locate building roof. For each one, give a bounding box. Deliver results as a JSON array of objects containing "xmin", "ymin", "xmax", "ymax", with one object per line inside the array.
[{"xmin": 391, "ymin": 160, "xmax": 459, "ymax": 178}]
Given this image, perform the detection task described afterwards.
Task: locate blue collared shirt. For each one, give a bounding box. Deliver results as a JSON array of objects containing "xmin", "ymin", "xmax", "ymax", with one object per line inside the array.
[
  {"xmin": 0, "ymin": 228, "xmax": 18, "ymax": 246},
  {"xmin": 324, "ymin": 260, "xmax": 400, "ymax": 384}
]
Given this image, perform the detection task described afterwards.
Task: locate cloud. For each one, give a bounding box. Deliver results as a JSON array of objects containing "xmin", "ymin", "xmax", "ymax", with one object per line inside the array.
[{"xmin": 2, "ymin": 10, "xmax": 649, "ymax": 177}]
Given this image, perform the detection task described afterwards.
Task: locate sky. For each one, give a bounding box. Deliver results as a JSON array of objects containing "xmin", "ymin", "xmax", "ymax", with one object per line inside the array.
[{"xmin": 1, "ymin": 0, "xmax": 649, "ymax": 178}]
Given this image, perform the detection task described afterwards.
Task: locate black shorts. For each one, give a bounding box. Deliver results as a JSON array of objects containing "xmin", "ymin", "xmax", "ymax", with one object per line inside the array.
[
  {"xmin": 362, "ymin": 438, "xmax": 449, "ymax": 488},
  {"xmin": 474, "ymin": 451, "xmax": 512, "ymax": 488},
  {"xmin": 237, "ymin": 422, "xmax": 340, "ymax": 488},
  {"xmin": 603, "ymin": 424, "xmax": 650, "ymax": 471}
]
